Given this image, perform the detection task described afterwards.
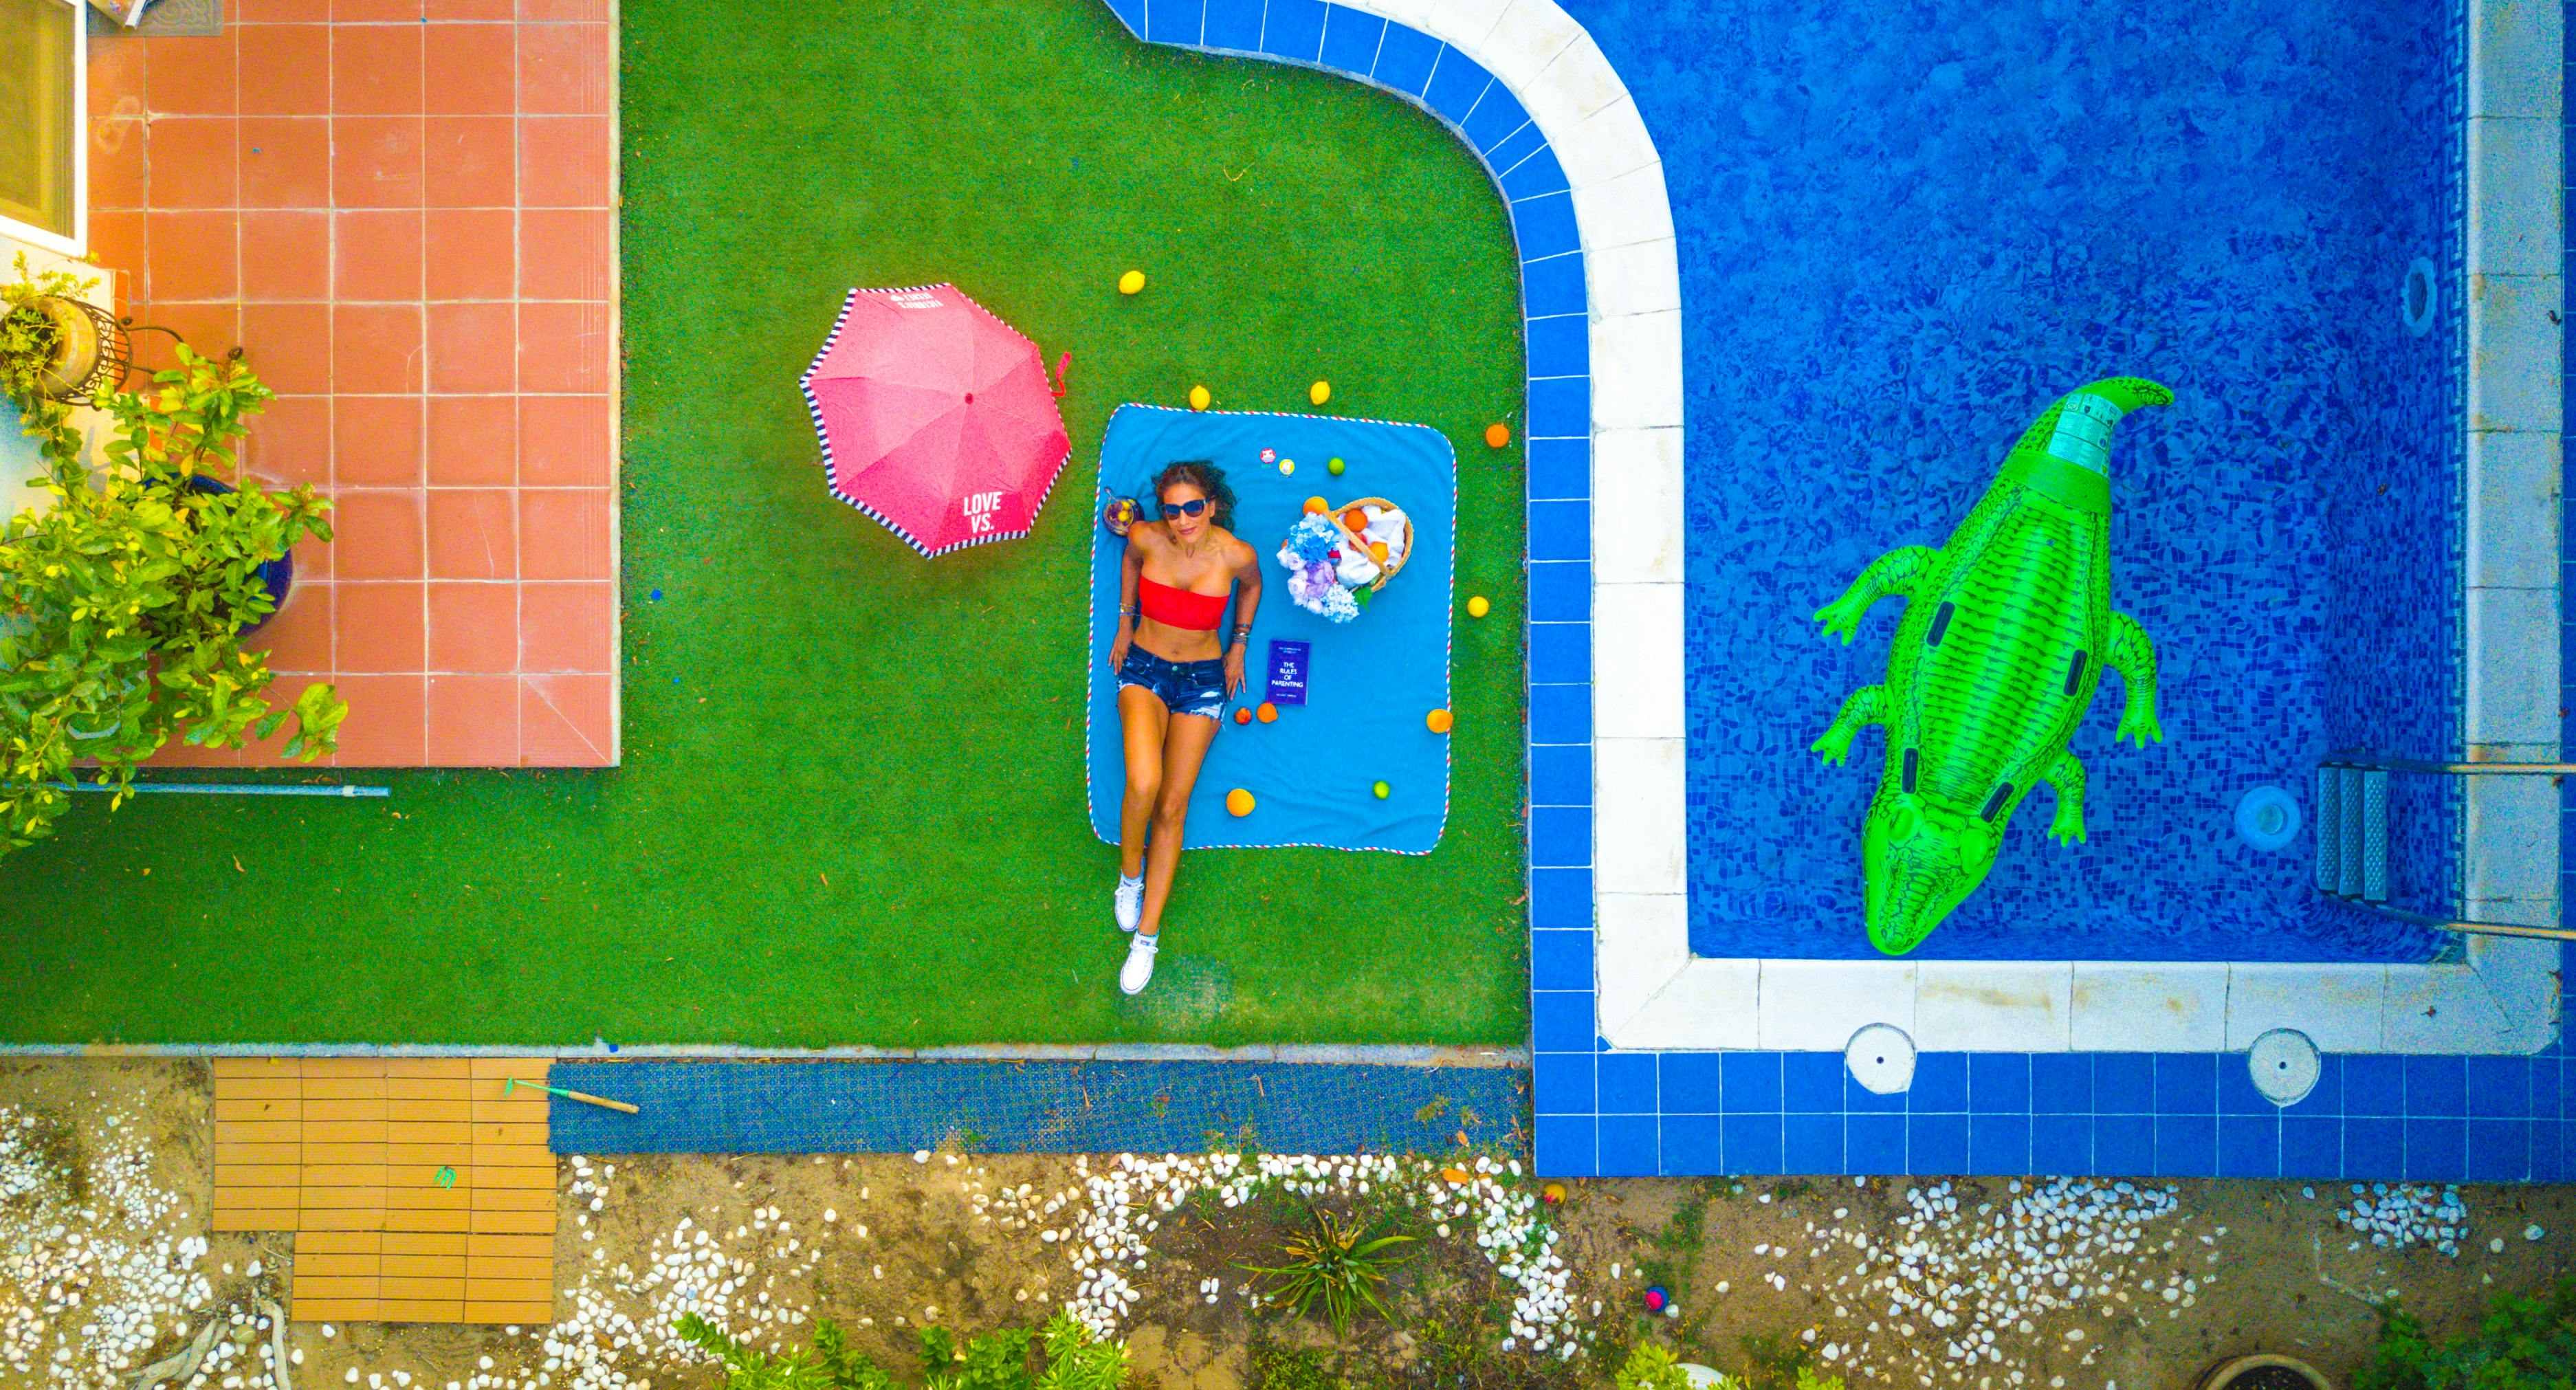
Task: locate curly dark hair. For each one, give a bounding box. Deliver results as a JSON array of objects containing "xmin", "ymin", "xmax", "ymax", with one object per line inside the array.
[{"xmin": 1150, "ymin": 459, "xmax": 1235, "ymax": 531}]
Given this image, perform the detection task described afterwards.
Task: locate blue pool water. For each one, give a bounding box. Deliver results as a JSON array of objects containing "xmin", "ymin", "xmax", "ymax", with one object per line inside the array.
[{"xmin": 1566, "ymin": 0, "xmax": 2465, "ymax": 962}]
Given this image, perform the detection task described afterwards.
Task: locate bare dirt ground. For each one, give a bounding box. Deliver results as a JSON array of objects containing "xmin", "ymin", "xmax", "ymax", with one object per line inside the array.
[{"xmin": 5, "ymin": 1058, "xmax": 2573, "ymax": 1390}]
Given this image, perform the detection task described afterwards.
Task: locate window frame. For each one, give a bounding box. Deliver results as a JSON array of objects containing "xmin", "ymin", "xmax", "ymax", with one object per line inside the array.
[{"xmin": 0, "ymin": 0, "xmax": 87, "ymax": 257}]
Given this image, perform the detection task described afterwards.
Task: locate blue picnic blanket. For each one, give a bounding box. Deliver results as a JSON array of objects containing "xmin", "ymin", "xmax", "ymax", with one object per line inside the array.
[{"xmin": 1086, "ymin": 405, "xmax": 1455, "ymax": 854}]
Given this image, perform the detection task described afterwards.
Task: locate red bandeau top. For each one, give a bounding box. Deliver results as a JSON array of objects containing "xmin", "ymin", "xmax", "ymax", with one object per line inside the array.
[{"xmin": 1138, "ymin": 575, "xmax": 1229, "ymax": 632}]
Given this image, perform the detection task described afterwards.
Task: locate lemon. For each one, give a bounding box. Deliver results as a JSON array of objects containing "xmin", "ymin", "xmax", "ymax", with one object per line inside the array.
[
  {"xmin": 1188, "ymin": 384, "xmax": 1211, "ymax": 410},
  {"xmin": 1118, "ymin": 269, "xmax": 1145, "ymax": 295},
  {"xmin": 1372, "ymin": 780, "xmax": 1390, "ymax": 799},
  {"xmin": 1309, "ymin": 380, "xmax": 1331, "ymax": 406},
  {"xmin": 1466, "ymin": 595, "xmax": 1490, "ymax": 618}
]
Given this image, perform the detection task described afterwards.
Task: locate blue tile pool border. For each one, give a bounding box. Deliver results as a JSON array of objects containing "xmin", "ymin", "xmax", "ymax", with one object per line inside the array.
[{"xmin": 1110, "ymin": 0, "xmax": 2564, "ymax": 1181}]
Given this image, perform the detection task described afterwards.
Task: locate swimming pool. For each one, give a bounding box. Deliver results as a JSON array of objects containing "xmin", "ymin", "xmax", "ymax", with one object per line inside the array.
[{"xmin": 1575, "ymin": 0, "xmax": 2463, "ymax": 964}]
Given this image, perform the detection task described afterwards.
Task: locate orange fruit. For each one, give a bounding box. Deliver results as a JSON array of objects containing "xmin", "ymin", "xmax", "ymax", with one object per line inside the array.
[
  {"xmin": 1233, "ymin": 707, "xmax": 1252, "ymax": 725},
  {"xmin": 1256, "ymin": 702, "xmax": 1279, "ymax": 724},
  {"xmin": 1303, "ymin": 496, "xmax": 1328, "ymax": 514},
  {"xmin": 1225, "ymin": 788, "xmax": 1255, "ymax": 817},
  {"xmin": 1341, "ymin": 507, "xmax": 1369, "ymax": 531},
  {"xmin": 1484, "ymin": 422, "xmax": 1510, "ymax": 449},
  {"xmin": 1427, "ymin": 708, "xmax": 1453, "ymax": 733},
  {"xmin": 1369, "ymin": 540, "xmax": 1389, "ymax": 564}
]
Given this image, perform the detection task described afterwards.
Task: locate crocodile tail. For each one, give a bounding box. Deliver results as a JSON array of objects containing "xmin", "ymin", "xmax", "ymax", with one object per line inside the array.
[{"xmin": 2006, "ymin": 377, "xmax": 2174, "ymax": 477}]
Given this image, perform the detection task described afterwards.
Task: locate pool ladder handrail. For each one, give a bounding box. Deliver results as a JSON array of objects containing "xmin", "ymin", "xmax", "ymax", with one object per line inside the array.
[{"xmin": 2313, "ymin": 755, "xmax": 2575, "ymax": 943}]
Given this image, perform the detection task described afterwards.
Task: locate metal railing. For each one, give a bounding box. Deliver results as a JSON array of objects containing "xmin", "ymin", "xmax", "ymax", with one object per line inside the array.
[{"xmin": 2315, "ymin": 755, "xmax": 2573, "ymax": 943}]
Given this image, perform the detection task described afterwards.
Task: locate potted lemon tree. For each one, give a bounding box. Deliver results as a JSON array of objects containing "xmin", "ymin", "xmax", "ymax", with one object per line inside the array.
[{"xmin": 0, "ymin": 261, "xmax": 346, "ymax": 858}]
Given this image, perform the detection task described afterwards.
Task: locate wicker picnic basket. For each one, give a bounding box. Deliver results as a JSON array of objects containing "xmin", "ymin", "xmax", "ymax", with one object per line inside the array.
[{"xmin": 1328, "ymin": 496, "xmax": 1411, "ymax": 593}]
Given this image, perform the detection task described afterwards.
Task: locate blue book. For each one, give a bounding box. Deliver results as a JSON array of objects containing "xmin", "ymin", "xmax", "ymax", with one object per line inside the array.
[{"xmin": 1266, "ymin": 639, "xmax": 1310, "ymax": 706}]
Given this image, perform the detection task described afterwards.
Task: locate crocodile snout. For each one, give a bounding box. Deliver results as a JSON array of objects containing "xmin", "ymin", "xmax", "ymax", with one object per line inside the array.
[{"xmin": 1862, "ymin": 795, "xmax": 2003, "ymax": 957}]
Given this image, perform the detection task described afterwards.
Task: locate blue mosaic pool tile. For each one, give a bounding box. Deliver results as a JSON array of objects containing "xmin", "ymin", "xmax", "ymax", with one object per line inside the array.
[
  {"xmin": 2467, "ymin": 1056, "xmax": 2531, "ymax": 1117},
  {"xmin": 1529, "ymin": 805, "xmax": 1588, "ymax": 867},
  {"xmin": 1599, "ymin": 1052, "xmax": 1659, "ymax": 1114},
  {"xmin": 2093, "ymin": 1054, "xmax": 2154, "ymax": 1112},
  {"xmin": 1529, "ymin": 741, "xmax": 1589, "ymax": 806},
  {"xmin": 1527, "ymin": 375, "xmax": 1589, "ymax": 440},
  {"xmin": 2155, "ymin": 1054, "xmax": 2218, "ymax": 1116},
  {"xmin": 2155, "ymin": 1114, "xmax": 2216, "ymax": 1177},
  {"xmin": 1526, "ymin": 436, "xmax": 1588, "ymax": 500},
  {"xmin": 1530, "ymin": 991, "xmax": 1594, "ymax": 1052},
  {"xmin": 1510, "ymin": 192, "xmax": 1581, "ymax": 263},
  {"xmin": 2285, "ymin": 1055, "xmax": 2343, "ymax": 1116},
  {"xmin": 2342, "ymin": 1118, "xmax": 2404, "ymax": 1178},
  {"xmin": 2345, "ymin": 1055, "xmax": 2406, "ymax": 1116},
  {"xmin": 1598, "ymin": 1114, "xmax": 1660, "ymax": 1175},
  {"xmin": 1369, "ymin": 20, "xmax": 1440, "ymax": 95},
  {"xmin": 1420, "ymin": 47, "xmax": 1490, "ymax": 126},
  {"xmin": 1847, "ymin": 1114, "xmax": 1906, "ymax": 1173},
  {"xmin": 2031, "ymin": 1053, "xmax": 2092, "ymax": 1114},
  {"xmin": 2467, "ymin": 1120, "xmax": 2531, "ymax": 1182},
  {"xmin": 1528, "ymin": 683, "xmax": 1589, "ymax": 743},
  {"xmin": 1968, "ymin": 1114, "xmax": 2031, "ymax": 1175},
  {"xmin": 2282, "ymin": 1116, "xmax": 2342, "ymax": 1178},
  {"xmin": 1255, "ymin": 0, "xmax": 1326, "ymax": 61},
  {"xmin": 2095, "ymin": 1114, "xmax": 2155, "ymax": 1176},
  {"xmin": 2216, "ymin": 1112, "xmax": 2280, "ymax": 1178},
  {"xmin": 1528, "ymin": 866, "xmax": 1589, "ymax": 929},
  {"xmin": 1908, "ymin": 1114, "xmax": 1970, "ymax": 1172},
  {"xmin": 1968, "ymin": 1054, "xmax": 2030, "ymax": 1114},
  {"xmin": 1662, "ymin": 1052, "xmax": 1723, "ymax": 1113},
  {"xmin": 1526, "ymin": 314, "xmax": 1589, "ymax": 381},
  {"xmin": 1908, "ymin": 1053, "xmax": 1968, "ymax": 1112},
  {"xmin": 1784, "ymin": 1052, "xmax": 1844, "ymax": 1112},
  {"xmin": 1143, "ymin": 0, "xmax": 1202, "ymax": 45},
  {"xmin": 1529, "ymin": 560, "xmax": 1589, "ymax": 622},
  {"xmin": 1484, "ymin": 122, "xmax": 1549, "ymax": 185},
  {"xmin": 1199, "ymin": 0, "xmax": 1261, "ymax": 49},
  {"xmin": 1521, "ymin": 252, "xmax": 1585, "ymax": 320},
  {"xmin": 1722, "ymin": 1052, "xmax": 1783, "ymax": 1112},
  {"xmin": 2216, "ymin": 1062, "xmax": 2275, "ymax": 1116},
  {"xmin": 1459, "ymin": 84, "xmax": 1529, "ymax": 157},
  {"xmin": 1528, "ymin": 620, "xmax": 1589, "ymax": 686},
  {"xmin": 1719, "ymin": 1114, "xmax": 1779, "ymax": 1173},
  {"xmin": 1534, "ymin": 1114, "xmax": 1593, "ymax": 1174},
  {"xmin": 2032, "ymin": 1116, "xmax": 2092, "ymax": 1173},
  {"xmin": 2537, "ymin": 1061, "xmax": 2564, "ymax": 1118},
  {"xmin": 2406, "ymin": 1055, "xmax": 2467, "ymax": 1115},
  {"xmin": 2406, "ymin": 1118, "xmax": 2468, "ymax": 1181},
  {"xmin": 1314, "ymin": 5, "xmax": 1383, "ymax": 76},
  {"xmin": 1785, "ymin": 1112, "xmax": 1843, "ymax": 1172},
  {"xmin": 1662, "ymin": 1114, "xmax": 1722, "ymax": 1171},
  {"xmin": 1532, "ymin": 1050, "xmax": 1593, "ymax": 1113},
  {"xmin": 1501, "ymin": 146, "xmax": 1571, "ymax": 202},
  {"xmin": 1528, "ymin": 498, "xmax": 1589, "ymax": 562},
  {"xmin": 2533, "ymin": 1125, "xmax": 2566, "ymax": 1182},
  {"xmin": 1530, "ymin": 929, "xmax": 1592, "ymax": 991},
  {"xmin": 1842, "ymin": 1070, "xmax": 1906, "ymax": 1113}
]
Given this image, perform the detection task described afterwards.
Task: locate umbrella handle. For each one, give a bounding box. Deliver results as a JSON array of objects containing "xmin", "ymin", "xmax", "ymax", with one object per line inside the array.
[{"xmin": 1051, "ymin": 351, "xmax": 1071, "ymax": 399}]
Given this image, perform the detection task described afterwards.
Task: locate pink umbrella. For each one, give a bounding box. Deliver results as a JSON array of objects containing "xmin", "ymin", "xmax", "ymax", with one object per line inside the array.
[{"xmin": 799, "ymin": 283, "xmax": 1072, "ymax": 557}]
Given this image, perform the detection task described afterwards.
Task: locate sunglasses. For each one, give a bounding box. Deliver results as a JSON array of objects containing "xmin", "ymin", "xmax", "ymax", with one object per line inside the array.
[{"xmin": 1159, "ymin": 499, "xmax": 1209, "ymax": 520}]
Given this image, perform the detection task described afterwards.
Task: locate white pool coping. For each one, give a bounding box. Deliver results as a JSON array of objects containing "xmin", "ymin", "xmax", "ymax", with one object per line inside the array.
[{"xmin": 1387, "ymin": 0, "xmax": 2564, "ymax": 1055}]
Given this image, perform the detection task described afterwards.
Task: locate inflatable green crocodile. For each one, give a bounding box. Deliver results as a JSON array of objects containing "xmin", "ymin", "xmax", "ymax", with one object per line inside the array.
[{"xmin": 1811, "ymin": 377, "xmax": 2172, "ymax": 956}]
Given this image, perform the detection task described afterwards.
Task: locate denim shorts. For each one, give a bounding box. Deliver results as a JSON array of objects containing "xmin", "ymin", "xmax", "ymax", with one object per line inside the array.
[{"xmin": 1118, "ymin": 646, "xmax": 1227, "ymax": 721}]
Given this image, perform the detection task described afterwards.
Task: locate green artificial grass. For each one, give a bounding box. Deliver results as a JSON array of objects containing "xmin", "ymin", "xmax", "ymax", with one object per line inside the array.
[{"xmin": 0, "ymin": 0, "xmax": 1529, "ymax": 1048}]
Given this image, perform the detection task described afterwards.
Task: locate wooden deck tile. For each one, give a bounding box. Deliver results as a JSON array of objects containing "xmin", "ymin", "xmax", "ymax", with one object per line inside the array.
[
  {"xmin": 210, "ymin": 1057, "xmax": 562, "ymax": 1325},
  {"xmin": 213, "ymin": 1074, "xmax": 304, "ymax": 1099},
  {"xmin": 381, "ymin": 1299, "xmax": 467, "ymax": 1323},
  {"xmin": 383, "ymin": 1059, "xmax": 474, "ymax": 1079}
]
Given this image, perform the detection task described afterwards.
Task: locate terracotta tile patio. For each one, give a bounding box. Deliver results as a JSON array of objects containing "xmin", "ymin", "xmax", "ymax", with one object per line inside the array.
[{"xmin": 87, "ymin": 0, "xmax": 619, "ymax": 767}]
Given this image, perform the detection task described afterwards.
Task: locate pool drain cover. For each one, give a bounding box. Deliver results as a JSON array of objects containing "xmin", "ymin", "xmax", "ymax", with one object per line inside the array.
[
  {"xmin": 2248, "ymin": 1028, "xmax": 2320, "ymax": 1106},
  {"xmin": 1845, "ymin": 1024, "xmax": 1917, "ymax": 1095},
  {"xmin": 2234, "ymin": 785, "xmax": 2302, "ymax": 852}
]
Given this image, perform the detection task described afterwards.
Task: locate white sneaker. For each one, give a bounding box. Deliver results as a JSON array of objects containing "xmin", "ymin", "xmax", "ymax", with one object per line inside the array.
[
  {"xmin": 1119, "ymin": 934, "xmax": 1159, "ymax": 995},
  {"xmin": 1112, "ymin": 874, "xmax": 1143, "ymax": 933}
]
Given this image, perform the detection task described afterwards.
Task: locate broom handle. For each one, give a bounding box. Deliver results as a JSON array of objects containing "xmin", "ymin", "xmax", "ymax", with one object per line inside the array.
[{"xmin": 507, "ymin": 1078, "xmax": 641, "ymax": 1114}]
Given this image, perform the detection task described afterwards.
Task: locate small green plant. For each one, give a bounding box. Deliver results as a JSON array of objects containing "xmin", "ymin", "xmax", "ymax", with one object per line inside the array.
[
  {"xmin": 1248, "ymin": 1344, "xmax": 1351, "ymax": 1390},
  {"xmin": 914, "ymin": 1313, "xmax": 1126, "ymax": 1390},
  {"xmin": 2356, "ymin": 1275, "xmax": 2576, "ymax": 1389},
  {"xmin": 1, "ymin": 335, "xmax": 344, "ymax": 856},
  {"xmin": 674, "ymin": 1312, "xmax": 893, "ymax": 1389},
  {"xmin": 1242, "ymin": 1204, "xmax": 1416, "ymax": 1336},
  {"xmin": 0, "ymin": 253, "xmax": 93, "ymax": 404},
  {"xmin": 1616, "ymin": 1341, "xmax": 1701, "ymax": 1390}
]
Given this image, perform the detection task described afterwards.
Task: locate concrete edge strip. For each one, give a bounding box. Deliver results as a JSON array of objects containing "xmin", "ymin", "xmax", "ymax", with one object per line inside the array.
[{"xmin": 0, "ymin": 1041, "xmax": 1530, "ymax": 1067}]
